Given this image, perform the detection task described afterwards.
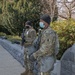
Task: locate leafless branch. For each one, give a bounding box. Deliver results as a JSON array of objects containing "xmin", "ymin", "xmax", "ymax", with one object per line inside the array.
[{"xmin": 57, "ymin": 0, "xmax": 75, "ymax": 19}]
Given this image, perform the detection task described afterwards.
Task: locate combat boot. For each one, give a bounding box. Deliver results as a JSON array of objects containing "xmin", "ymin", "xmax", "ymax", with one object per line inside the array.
[
  {"xmin": 27, "ymin": 70, "xmax": 34, "ymax": 75},
  {"xmin": 21, "ymin": 70, "xmax": 29, "ymax": 75},
  {"xmin": 21, "ymin": 69, "xmax": 34, "ymax": 75}
]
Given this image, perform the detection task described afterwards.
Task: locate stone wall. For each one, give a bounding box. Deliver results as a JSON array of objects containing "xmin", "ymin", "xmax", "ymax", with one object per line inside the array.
[
  {"xmin": 0, "ymin": 39, "xmax": 24, "ymax": 67},
  {"xmin": 60, "ymin": 44, "xmax": 75, "ymax": 75}
]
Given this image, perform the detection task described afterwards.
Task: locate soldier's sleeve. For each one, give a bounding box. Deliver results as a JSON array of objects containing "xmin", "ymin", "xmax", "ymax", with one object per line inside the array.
[{"xmin": 33, "ymin": 32, "xmax": 56, "ymax": 59}]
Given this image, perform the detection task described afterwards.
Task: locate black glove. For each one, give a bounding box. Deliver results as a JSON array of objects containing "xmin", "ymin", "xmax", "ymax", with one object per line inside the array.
[{"xmin": 30, "ymin": 55, "xmax": 36, "ymax": 62}]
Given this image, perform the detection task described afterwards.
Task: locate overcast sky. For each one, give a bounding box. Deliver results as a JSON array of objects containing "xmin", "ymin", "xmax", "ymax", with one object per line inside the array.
[{"xmin": 57, "ymin": 0, "xmax": 73, "ymax": 2}]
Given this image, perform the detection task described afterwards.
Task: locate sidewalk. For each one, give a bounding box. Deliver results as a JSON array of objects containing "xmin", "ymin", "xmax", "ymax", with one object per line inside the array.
[{"xmin": 0, "ymin": 45, "xmax": 24, "ymax": 75}]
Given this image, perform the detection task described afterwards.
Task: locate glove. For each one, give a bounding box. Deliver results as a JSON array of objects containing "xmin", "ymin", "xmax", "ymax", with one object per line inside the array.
[{"xmin": 30, "ymin": 55, "xmax": 36, "ymax": 62}]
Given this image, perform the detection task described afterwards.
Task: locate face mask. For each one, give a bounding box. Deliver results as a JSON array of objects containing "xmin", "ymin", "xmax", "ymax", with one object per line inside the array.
[
  {"xmin": 39, "ymin": 22, "xmax": 45, "ymax": 28},
  {"xmin": 25, "ymin": 26, "xmax": 30, "ymax": 29}
]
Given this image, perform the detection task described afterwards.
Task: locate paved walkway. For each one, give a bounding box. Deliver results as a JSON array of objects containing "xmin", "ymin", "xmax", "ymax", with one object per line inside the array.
[{"xmin": 0, "ymin": 45, "xmax": 24, "ymax": 75}]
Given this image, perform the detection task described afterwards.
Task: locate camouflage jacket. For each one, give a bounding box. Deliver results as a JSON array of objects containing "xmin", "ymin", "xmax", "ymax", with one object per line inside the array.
[
  {"xmin": 24, "ymin": 28, "xmax": 36, "ymax": 47},
  {"xmin": 33, "ymin": 27, "xmax": 59, "ymax": 59}
]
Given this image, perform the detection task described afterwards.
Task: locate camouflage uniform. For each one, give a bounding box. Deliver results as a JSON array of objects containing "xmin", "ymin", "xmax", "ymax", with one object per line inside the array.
[
  {"xmin": 33, "ymin": 27, "xmax": 59, "ymax": 75},
  {"xmin": 24, "ymin": 28, "xmax": 36, "ymax": 73}
]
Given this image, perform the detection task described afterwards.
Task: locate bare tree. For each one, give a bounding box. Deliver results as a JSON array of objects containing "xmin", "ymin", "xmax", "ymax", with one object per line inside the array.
[
  {"xmin": 57, "ymin": 0, "xmax": 75, "ymax": 20},
  {"xmin": 40, "ymin": 0, "xmax": 58, "ymax": 21}
]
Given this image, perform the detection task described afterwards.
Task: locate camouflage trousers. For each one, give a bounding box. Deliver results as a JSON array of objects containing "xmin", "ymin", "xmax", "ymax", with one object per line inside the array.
[
  {"xmin": 24, "ymin": 52, "xmax": 32, "ymax": 70},
  {"xmin": 37, "ymin": 56, "xmax": 55, "ymax": 75},
  {"xmin": 24, "ymin": 47, "xmax": 38, "ymax": 75}
]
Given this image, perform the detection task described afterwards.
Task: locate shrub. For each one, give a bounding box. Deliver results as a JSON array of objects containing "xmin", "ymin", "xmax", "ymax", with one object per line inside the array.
[
  {"xmin": 7, "ymin": 35, "xmax": 21, "ymax": 42},
  {"xmin": 51, "ymin": 19, "xmax": 75, "ymax": 59},
  {"xmin": 0, "ymin": 33, "xmax": 21, "ymax": 43},
  {"xmin": 0, "ymin": 32, "xmax": 6, "ymax": 36}
]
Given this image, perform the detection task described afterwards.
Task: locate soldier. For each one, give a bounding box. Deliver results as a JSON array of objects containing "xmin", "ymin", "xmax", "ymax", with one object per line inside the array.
[
  {"xmin": 21, "ymin": 21, "xmax": 36, "ymax": 75},
  {"xmin": 30, "ymin": 14, "xmax": 59, "ymax": 75}
]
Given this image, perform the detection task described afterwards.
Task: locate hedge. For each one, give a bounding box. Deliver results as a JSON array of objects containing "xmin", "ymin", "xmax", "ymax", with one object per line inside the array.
[{"xmin": 51, "ymin": 19, "xmax": 75, "ymax": 59}]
